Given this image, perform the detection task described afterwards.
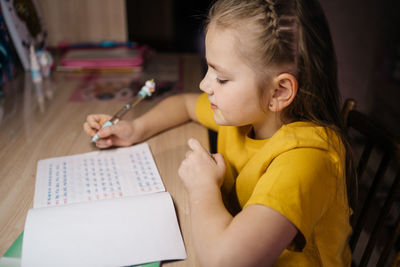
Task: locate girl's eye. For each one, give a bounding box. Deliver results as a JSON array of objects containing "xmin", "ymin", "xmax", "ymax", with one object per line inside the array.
[{"xmin": 216, "ymin": 78, "xmax": 228, "ymax": 84}]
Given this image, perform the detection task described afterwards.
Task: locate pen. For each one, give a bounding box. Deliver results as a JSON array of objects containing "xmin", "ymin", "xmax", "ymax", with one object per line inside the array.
[{"xmin": 91, "ymin": 79, "xmax": 156, "ymax": 142}]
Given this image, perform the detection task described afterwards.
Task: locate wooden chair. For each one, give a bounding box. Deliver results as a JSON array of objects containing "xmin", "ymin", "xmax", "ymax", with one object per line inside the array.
[{"xmin": 342, "ymin": 99, "xmax": 400, "ymax": 266}]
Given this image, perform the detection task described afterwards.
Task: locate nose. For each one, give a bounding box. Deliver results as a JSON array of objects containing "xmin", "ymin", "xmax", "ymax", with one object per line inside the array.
[{"xmin": 199, "ymin": 72, "xmax": 213, "ymax": 95}]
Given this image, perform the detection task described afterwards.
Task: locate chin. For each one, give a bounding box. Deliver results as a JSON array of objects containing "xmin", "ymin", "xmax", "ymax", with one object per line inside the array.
[
  {"xmin": 213, "ymin": 112, "xmax": 235, "ymax": 126},
  {"xmin": 213, "ymin": 110, "xmax": 252, "ymax": 126},
  {"xmin": 213, "ymin": 112, "xmax": 227, "ymax": 125},
  {"xmin": 213, "ymin": 112, "xmax": 254, "ymax": 127}
]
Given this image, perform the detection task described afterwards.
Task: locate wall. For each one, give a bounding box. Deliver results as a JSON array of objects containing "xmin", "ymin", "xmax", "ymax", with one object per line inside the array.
[
  {"xmin": 125, "ymin": 0, "xmax": 210, "ymax": 53},
  {"xmin": 37, "ymin": 0, "xmax": 127, "ymax": 46},
  {"xmin": 126, "ymin": 0, "xmax": 174, "ymax": 51},
  {"xmin": 320, "ymin": 0, "xmax": 400, "ymax": 138}
]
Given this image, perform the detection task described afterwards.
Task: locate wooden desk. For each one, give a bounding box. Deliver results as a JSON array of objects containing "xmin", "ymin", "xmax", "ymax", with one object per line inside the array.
[{"xmin": 0, "ymin": 54, "xmax": 206, "ymax": 266}]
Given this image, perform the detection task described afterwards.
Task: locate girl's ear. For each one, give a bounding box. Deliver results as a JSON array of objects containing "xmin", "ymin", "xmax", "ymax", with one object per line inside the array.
[{"xmin": 269, "ymin": 73, "xmax": 298, "ymax": 112}]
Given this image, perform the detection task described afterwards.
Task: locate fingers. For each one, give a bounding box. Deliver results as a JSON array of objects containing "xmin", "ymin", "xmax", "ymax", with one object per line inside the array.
[
  {"xmin": 187, "ymin": 138, "xmax": 208, "ymax": 154},
  {"xmin": 86, "ymin": 114, "xmax": 101, "ymax": 129},
  {"xmin": 95, "ymin": 138, "xmax": 113, "ymax": 149},
  {"xmin": 96, "ymin": 124, "xmax": 113, "ymax": 139},
  {"xmin": 86, "ymin": 115, "xmax": 100, "ymax": 130},
  {"xmin": 84, "ymin": 114, "xmax": 109, "ymax": 136},
  {"xmin": 94, "ymin": 122, "xmax": 134, "ymax": 148},
  {"xmin": 185, "ymin": 139, "xmax": 211, "ymax": 164},
  {"xmin": 212, "ymin": 153, "xmax": 225, "ymax": 168},
  {"xmin": 93, "ymin": 124, "xmax": 117, "ymax": 148},
  {"xmin": 185, "ymin": 138, "xmax": 223, "ymax": 167},
  {"xmin": 83, "ymin": 122, "xmax": 96, "ymax": 137},
  {"xmin": 83, "ymin": 114, "xmax": 114, "ymax": 140},
  {"xmin": 99, "ymin": 122, "xmax": 128, "ymax": 138},
  {"xmin": 179, "ymin": 140, "xmax": 226, "ymax": 191},
  {"xmin": 84, "ymin": 114, "xmax": 136, "ymax": 148},
  {"xmin": 85, "ymin": 114, "xmax": 112, "ymax": 130}
]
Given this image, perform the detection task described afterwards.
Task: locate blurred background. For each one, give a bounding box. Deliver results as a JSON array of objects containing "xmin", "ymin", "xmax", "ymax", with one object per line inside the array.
[{"xmin": 1, "ymin": 0, "xmax": 399, "ymax": 139}]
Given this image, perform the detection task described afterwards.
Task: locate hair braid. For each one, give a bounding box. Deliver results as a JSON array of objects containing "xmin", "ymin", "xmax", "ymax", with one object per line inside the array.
[
  {"xmin": 206, "ymin": 0, "xmax": 357, "ymax": 213},
  {"xmin": 265, "ymin": 0, "xmax": 279, "ymax": 39}
]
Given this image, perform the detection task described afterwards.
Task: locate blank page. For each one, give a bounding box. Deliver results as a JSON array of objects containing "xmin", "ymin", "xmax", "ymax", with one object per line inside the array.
[{"xmin": 21, "ymin": 192, "xmax": 186, "ymax": 267}]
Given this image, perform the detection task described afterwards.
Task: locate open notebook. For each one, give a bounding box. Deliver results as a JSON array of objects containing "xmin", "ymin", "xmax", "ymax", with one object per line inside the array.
[{"xmin": 21, "ymin": 143, "xmax": 186, "ymax": 267}]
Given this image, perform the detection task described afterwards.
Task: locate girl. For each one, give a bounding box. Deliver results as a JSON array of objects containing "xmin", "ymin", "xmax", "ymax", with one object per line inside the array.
[{"xmin": 84, "ymin": 0, "xmax": 356, "ymax": 265}]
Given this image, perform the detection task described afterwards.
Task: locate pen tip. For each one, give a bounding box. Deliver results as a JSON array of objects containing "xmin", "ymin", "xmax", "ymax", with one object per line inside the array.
[{"xmin": 91, "ymin": 134, "xmax": 99, "ymax": 142}]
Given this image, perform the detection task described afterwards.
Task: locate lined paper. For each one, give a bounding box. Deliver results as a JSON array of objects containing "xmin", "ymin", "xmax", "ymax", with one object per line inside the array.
[{"xmin": 33, "ymin": 143, "xmax": 165, "ymax": 208}]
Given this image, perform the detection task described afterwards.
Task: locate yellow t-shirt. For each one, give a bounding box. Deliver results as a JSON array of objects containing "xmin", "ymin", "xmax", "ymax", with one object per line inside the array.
[{"xmin": 195, "ymin": 93, "xmax": 352, "ymax": 266}]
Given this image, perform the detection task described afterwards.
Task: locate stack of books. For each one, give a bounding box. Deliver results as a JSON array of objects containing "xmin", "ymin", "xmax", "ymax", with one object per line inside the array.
[{"xmin": 57, "ymin": 45, "xmax": 147, "ymax": 73}]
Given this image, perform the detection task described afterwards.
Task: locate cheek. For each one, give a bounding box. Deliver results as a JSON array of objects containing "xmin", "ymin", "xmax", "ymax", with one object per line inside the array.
[
  {"xmin": 218, "ymin": 88, "xmax": 252, "ymax": 106},
  {"xmin": 225, "ymin": 88, "xmax": 264, "ymax": 117},
  {"xmin": 215, "ymin": 89, "xmax": 248, "ymax": 115},
  {"xmin": 214, "ymin": 89, "xmax": 232, "ymax": 108}
]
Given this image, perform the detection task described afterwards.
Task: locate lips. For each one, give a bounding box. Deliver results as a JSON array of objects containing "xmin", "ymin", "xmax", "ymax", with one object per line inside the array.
[
  {"xmin": 210, "ymin": 103, "xmax": 218, "ymax": 110},
  {"xmin": 209, "ymin": 97, "xmax": 218, "ymax": 109}
]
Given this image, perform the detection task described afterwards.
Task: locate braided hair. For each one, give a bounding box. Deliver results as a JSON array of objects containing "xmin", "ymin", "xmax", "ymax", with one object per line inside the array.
[
  {"xmin": 206, "ymin": 0, "xmax": 357, "ymax": 212},
  {"xmin": 265, "ymin": 0, "xmax": 279, "ymax": 39}
]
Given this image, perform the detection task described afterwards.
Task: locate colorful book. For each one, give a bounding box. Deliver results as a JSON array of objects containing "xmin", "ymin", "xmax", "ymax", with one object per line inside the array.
[
  {"xmin": 60, "ymin": 46, "xmax": 146, "ymax": 70},
  {"xmin": 0, "ymin": 232, "xmax": 23, "ymax": 267}
]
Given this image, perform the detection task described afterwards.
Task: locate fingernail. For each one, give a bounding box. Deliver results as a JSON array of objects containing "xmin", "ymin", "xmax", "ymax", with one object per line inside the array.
[{"xmin": 188, "ymin": 138, "xmax": 196, "ymax": 144}]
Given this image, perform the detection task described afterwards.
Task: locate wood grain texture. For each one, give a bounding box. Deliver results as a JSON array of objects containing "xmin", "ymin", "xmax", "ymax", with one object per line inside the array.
[
  {"xmin": 37, "ymin": 0, "xmax": 127, "ymax": 46},
  {"xmin": 0, "ymin": 54, "xmax": 204, "ymax": 266}
]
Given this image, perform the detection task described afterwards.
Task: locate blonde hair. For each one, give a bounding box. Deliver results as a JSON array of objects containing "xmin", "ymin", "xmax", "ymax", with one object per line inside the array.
[
  {"xmin": 206, "ymin": 0, "xmax": 357, "ymax": 211},
  {"xmin": 207, "ymin": 0, "xmax": 298, "ymax": 77}
]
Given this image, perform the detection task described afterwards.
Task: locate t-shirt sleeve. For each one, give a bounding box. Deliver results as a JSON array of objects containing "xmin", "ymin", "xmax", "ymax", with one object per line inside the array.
[
  {"xmin": 244, "ymin": 148, "xmax": 339, "ymax": 250},
  {"xmin": 195, "ymin": 93, "xmax": 219, "ymax": 132}
]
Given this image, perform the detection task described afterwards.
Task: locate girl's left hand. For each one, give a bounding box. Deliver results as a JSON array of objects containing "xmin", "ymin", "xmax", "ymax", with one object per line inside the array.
[{"xmin": 178, "ymin": 138, "xmax": 226, "ymax": 195}]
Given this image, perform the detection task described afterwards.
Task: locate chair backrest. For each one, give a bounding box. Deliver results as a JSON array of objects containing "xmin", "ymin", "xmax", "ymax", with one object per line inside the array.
[{"xmin": 342, "ymin": 99, "xmax": 400, "ymax": 266}]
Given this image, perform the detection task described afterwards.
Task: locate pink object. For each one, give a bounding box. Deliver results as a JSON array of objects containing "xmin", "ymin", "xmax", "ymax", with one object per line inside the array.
[{"xmin": 60, "ymin": 46, "xmax": 146, "ymax": 69}]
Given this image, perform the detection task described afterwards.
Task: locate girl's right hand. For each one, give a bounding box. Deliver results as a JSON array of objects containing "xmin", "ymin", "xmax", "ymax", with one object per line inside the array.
[{"xmin": 83, "ymin": 114, "xmax": 143, "ymax": 148}]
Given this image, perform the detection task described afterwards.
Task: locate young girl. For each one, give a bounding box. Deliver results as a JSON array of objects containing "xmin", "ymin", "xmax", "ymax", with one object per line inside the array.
[{"xmin": 84, "ymin": 0, "xmax": 356, "ymax": 265}]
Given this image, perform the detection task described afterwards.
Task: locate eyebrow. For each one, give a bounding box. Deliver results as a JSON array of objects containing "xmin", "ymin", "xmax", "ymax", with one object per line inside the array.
[{"xmin": 207, "ymin": 61, "xmax": 230, "ymax": 75}]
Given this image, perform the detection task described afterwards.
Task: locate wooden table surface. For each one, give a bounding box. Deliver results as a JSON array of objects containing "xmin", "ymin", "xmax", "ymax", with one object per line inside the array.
[{"xmin": 0, "ymin": 54, "xmax": 206, "ymax": 266}]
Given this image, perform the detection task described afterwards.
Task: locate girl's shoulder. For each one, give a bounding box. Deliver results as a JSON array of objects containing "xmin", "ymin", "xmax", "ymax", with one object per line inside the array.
[
  {"xmin": 269, "ymin": 121, "xmax": 344, "ymax": 158},
  {"xmin": 279, "ymin": 121, "xmax": 341, "ymax": 144}
]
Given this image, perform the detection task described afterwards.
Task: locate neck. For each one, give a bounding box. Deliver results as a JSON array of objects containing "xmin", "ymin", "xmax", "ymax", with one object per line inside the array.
[{"xmin": 251, "ymin": 113, "xmax": 283, "ymax": 140}]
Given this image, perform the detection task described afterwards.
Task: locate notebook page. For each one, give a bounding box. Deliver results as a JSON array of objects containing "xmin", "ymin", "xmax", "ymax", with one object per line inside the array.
[
  {"xmin": 22, "ymin": 192, "xmax": 187, "ymax": 267},
  {"xmin": 33, "ymin": 143, "xmax": 165, "ymax": 208}
]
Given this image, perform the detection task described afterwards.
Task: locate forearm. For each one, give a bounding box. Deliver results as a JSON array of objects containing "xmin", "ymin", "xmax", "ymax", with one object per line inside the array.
[
  {"xmin": 189, "ymin": 190, "xmax": 291, "ymax": 267},
  {"xmin": 134, "ymin": 93, "xmax": 200, "ymax": 142},
  {"xmin": 188, "ymin": 187, "xmax": 234, "ymax": 267}
]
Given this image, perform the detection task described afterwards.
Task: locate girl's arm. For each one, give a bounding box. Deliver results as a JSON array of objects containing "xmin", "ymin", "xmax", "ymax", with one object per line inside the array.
[
  {"xmin": 179, "ymin": 139, "xmax": 298, "ymax": 267},
  {"xmin": 83, "ymin": 93, "xmax": 200, "ymax": 148},
  {"xmin": 190, "ymin": 191, "xmax": 298, "ymax": 266}
]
